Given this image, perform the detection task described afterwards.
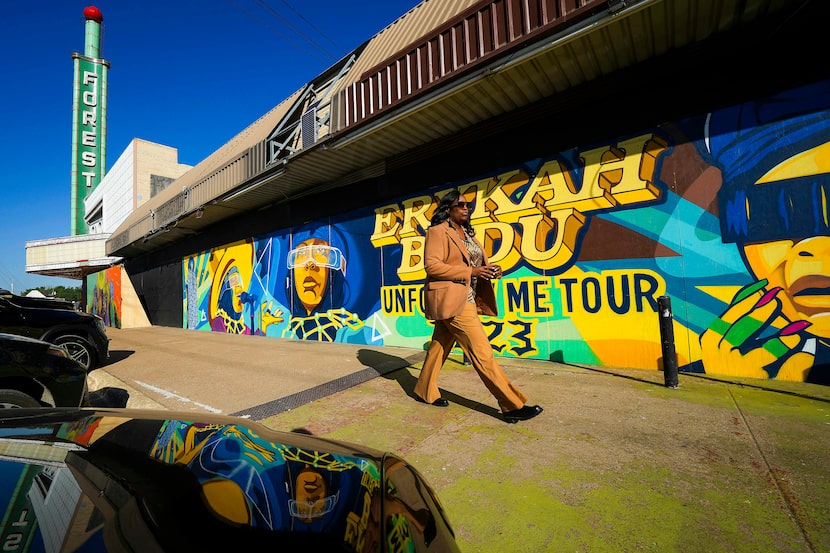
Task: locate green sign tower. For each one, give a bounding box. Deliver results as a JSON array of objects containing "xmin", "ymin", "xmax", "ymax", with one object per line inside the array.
[{"xmin": 70, "ymin": 6, "xmax": 109, "ymax": 235}]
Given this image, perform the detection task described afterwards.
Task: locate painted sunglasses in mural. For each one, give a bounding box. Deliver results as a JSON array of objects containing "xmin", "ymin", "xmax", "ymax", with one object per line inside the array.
[
  {"xmin": 226, "ymin": 268, "xmax": 243, "ymax": 288},
  {"xmin": 287, "ymin": 244, "xmax": 347, "ymax": 275},
  {"xmin": 720, "ymin": 173, "xmax": 830, "ymax": 243},
  {"xmin": 288, "ymin": 490, "xmax": 341, "ymax": 520}
]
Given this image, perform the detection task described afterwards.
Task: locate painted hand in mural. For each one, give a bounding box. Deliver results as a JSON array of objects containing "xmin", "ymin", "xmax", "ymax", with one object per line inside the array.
[
  {"xmin": 261, "ymin": 301, "xmax": 284, "ymax": 330},
  {"xmin": 700, "ymin": 279, "xmax": 814, "ymax": 380}
]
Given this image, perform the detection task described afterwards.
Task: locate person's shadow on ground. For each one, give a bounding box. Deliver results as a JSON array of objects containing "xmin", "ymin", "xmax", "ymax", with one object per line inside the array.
[
  {"xmin": 96, "ymin": 349, "xmax": 135, "ymax": 368},
  {"xmin": 356, "ymin": 349, "xmax": 502, "ymax": 420}
]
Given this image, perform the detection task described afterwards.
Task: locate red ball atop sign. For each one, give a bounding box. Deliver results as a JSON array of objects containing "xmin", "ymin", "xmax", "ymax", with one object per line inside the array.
[{"xmin": 83, "ymin": 6, "xmax": 103, "ymax": 23}]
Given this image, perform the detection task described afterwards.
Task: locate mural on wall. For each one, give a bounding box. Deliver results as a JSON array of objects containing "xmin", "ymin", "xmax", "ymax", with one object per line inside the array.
[
  {"xmin": 182, "ymin": 80, "xmax": 830, "ymax": 384},
  {"xmin": 87, "ymin": 266, "xmax": 121, "ymax": 328},
  {"xmin": 283, "ymin": 220, "xmax": 386, "ymax": 343},
  {"xmin": 185, "ymin": 238, "xmax": 287, "ymax": 336},
  {"xmin": 184, "ymin": 222, "xmax": 388, "ymax": 343},
  {"xmin": 689, "ymin": 81, "xmax": 830, "ymax": 384}
]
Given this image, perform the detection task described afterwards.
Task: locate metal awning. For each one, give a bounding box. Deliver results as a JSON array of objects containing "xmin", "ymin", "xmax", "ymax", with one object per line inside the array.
[
  {"xmin": 26, "ymin": 234, "xmax": 120, "ymax": 280},
  {"xmin": 107, "ymin": 0, "xmax": 820, "ymax": 258}
]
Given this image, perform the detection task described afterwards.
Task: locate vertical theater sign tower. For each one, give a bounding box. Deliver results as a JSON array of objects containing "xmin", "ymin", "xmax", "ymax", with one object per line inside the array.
[
  {"xmin": 25, "ymin": 6, "xmax": 190, "ymax": 316},
  {"xmin": 71, "ymin": 5, "xmax": 108, "ymax": 235},
  {"xmin": 24, "ymin": 6, "xmax": 118, "ymax": 293}
]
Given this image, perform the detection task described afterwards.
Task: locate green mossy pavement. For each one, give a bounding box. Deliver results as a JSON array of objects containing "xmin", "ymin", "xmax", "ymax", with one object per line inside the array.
[{"xmin": 263, "ymin": 359, "xmax": 830, "ymax": 552}]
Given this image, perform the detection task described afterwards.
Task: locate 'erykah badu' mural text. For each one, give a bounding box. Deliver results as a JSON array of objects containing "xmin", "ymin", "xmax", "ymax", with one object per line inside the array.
[{"xmin": 371, "ymin": 133, "xmax": 668, "ymax": 279}]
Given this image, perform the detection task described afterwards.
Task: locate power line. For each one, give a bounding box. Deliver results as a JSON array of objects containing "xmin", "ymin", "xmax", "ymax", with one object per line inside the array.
[
  {"xmin": 0, "ymin": 261, "xmax": 17, "ymax": 289},
  {"xmin": 274, "ymin": 0, "xmax": 342, "ymax": 51},
  {"xmin": 251, "ymin": 0, "xmax": 337, "ymax": 62},
  {"xmin": 225, "ymin": 0, "xmax": 331, "ymax": 65}
]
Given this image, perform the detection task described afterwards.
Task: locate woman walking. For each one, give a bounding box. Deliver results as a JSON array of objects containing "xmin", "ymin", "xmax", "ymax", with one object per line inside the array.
[{"xmin": 414, "ymin": 190, "xmax": 543, "ymax": 423}]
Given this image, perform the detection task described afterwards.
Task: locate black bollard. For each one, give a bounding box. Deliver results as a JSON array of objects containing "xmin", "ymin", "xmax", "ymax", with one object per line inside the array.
[{"xmin": 658, "ymin": 295, "xmax": 679, "ymax": 388}]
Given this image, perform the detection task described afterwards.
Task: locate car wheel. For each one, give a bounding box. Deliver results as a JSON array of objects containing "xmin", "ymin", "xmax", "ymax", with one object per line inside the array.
[
  {"xmin": 0, "ymin": 389, "xmax": 41, "ymax": 408},
  {"xmin": 53, "ymin": 335, "xmax": 96, "ymax": 370}
]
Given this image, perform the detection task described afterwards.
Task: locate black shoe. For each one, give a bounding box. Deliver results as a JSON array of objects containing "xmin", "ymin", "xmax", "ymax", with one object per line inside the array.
[
  {"xmin": 417, "ymin": 396, "xmax": 449, "ymax": 407},
  {"xmin": 503, "ymin": 405, "xmax": 543, "ymax": 423}
]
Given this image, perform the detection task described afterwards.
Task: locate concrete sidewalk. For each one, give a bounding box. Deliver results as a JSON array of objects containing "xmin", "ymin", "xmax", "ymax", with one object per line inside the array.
[{"xmin": 89, "ymin": 327, "xmax": 830, "ymax": 552}]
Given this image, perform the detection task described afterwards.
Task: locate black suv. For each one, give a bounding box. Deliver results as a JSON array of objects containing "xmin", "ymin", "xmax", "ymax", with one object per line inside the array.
[{"xmin": 0, "ymin": 289, "xmax": 109, "ymax": 370}]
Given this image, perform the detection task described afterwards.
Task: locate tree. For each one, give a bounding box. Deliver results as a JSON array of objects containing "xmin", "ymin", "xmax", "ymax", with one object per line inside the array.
[{"xmin": 22, "ymin": 286, "xmax": 82, "ymax": 302}]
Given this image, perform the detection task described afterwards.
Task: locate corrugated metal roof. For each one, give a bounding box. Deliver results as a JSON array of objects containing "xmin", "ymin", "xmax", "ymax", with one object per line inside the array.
[
  {"xmin": 336, "ymin": 0, "xmax": 484, "ymax": 90},
  {"xmin": 108, "ymin": 89, "xmax": 303, "ymax": 250},
  {"xmin": 331, "ymin": 0, "xmax": 610, "ymax": 131},
  {"xmin": 107, "ymin": 0, "xmax": 819, "ymax": 258},
  {"xmin": 322, "ymin": 0, "xmax": 807, "ymax": 162}
]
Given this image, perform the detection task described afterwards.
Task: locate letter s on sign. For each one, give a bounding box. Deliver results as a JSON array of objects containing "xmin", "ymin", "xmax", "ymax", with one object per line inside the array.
[{"xmin": 81, "ymin": 151, "xmax": 97, "ymax": 167}]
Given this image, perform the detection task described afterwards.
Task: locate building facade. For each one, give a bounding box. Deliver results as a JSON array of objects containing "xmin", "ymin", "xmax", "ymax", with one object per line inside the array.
[{"xmin": 90, "ymin": 0, "xmax": 829, "ymax": 384}]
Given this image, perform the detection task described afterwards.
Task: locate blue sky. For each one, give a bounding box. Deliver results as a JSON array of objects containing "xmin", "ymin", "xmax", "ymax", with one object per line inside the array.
[{"xmin": 0, "ymin": 0, "xmax": 418, "ymax": 293}]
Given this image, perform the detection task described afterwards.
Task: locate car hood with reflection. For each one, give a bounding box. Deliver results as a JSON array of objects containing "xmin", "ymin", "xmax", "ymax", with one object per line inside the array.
[{"xmin": 0, "ymin": 409, "xmax": 460, "ymax": 552}]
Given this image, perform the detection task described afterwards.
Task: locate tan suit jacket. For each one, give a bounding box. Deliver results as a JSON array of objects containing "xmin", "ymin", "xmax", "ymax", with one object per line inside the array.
[{"xmin": 422, "ymin": 221, "xmax": 498, "ymax": 320}]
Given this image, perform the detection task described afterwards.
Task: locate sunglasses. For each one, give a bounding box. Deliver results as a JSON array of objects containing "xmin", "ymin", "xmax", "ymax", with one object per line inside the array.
[{"xmin": 451, "ymin": 201, "xmax": 470, "ymax": 209}]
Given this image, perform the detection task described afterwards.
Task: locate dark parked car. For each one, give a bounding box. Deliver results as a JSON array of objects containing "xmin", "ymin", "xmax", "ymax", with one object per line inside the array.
[
  {"xmin": 0, "ymin": 333, "xmax": 88, "ymax": 408},
  {"xmin": 0, "ymin": 288, "xmax": 108, "ymax": 370},
  {"xmin": 0, "ymin": 408, "xmax": 460, "ymax": 552}
]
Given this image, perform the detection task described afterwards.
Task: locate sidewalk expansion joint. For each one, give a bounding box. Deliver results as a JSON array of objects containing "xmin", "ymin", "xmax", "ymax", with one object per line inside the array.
[
  {"xmin": 726, "ymin": 386, "xmax": 816, "ymax": 552},
  {"xmin": 230, "ymin": 365, "xmax": 402, "ymax": 421}
]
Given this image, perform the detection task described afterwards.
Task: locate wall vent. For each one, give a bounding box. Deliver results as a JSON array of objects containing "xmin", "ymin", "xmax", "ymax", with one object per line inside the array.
[{"xmin": 301, "ymin": 102, "xmax": 320, "ymax": 149}]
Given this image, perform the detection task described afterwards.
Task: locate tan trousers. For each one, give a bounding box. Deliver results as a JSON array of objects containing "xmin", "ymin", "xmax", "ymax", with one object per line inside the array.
[{"xmin": 414, "ymin": 302, "xmax": 528, "ymax": 412}]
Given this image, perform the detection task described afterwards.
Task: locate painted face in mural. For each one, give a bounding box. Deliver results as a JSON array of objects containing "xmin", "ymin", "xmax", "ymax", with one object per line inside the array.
[
  {"xmin": 289, "ymin": 466, "xmax": 338, "ymax": 523},
  {"xmin": 740, "ymin": 141, "xmax": 830, "ymax": 339},
  {"xmin": 701, "ymin": 136, "xmax": 830, "ymax": 382},
  {"xmin": 209, "ymin": 241, "xmax": 255, "ymax": 322},
  {"xmin": 225, "ymin": 267, "xmax": 245, "ymax": 312},
  {"xmin": 288, "ymin": 238, "xmax": 346, "ymax": 315}
]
